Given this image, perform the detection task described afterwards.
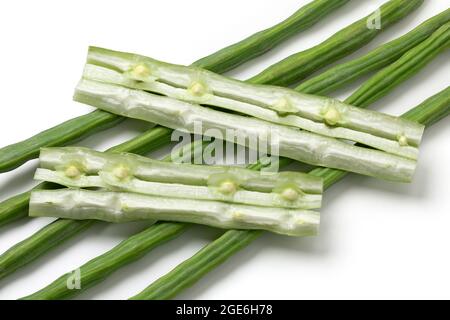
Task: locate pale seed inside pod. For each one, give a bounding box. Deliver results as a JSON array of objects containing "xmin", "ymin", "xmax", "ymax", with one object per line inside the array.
[
  {"xmin": 64, "ymin": 165, "xmax": 81, "ymax": 179},
  {"xmin": 218, "ymin": 181, "xmax": 237, "ymax": 195},
  {"xmin": 280, "ymin": 187, "xmax": 299, "ymax": 201}
]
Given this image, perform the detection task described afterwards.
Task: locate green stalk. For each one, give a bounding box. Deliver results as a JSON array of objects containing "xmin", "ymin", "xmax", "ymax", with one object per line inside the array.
[
  {"xmin": 248, "ymin": 0, "xmax": 424, "ymax": 86},
  {"xmin": 193, "ymin": 0, "xmax": 351, "ymax": 73},
  {"xmin": 0, "ymin": 219, "xmax": 95, "ymax": 282},
  {"xmin": 401, "ymin": 87, "xmax": 450, "ymax": 126},
  {"xmin": 0, "ymin": 0, "xmax": 350, "ymax": 173},
  {"xmin": 128, "ymin": 89, "xmax": 450, "ymax": 300},
  {"xmin": 297, "ymin": 8, "xmax": 450, "ymax": 95},
  {"xmin": 348, "ymin": 22, "xmax": 450, "ymax": 107},
  {"xmin": 21, "ymin": 29, "xmax": 450, "ymax": 299},
  {"xmin": 131, "ymin": 228, "xmax": 263, "ymax": 300},
  {"xmin": 19, "ymin": 222, "xmax": 187, "ymax": 301}
]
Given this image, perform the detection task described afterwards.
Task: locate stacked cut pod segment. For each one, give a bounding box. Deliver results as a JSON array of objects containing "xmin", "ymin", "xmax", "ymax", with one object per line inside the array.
[
  {"xmin": 74, "ymin": 47, "xmax": 425, "ymax": 182},
  {"xmin": 30, "ymin": 147, "xmax": 322, "ymax": 236}
]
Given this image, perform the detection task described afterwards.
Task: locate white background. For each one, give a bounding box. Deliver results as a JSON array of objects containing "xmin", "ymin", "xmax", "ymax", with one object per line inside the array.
[{"xmin": 0, "ymin": 0, "xmax": 449, "ymax": 300}]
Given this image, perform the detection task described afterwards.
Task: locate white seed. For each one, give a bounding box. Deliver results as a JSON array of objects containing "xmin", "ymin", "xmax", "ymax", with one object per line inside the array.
[
  {"xmin": 113, "ymin": 165, "xmax": 130, "ymax": 180},
  {"xmin": 64, "ymin": 165, "xmax": 81, "ymax": 179},
  {"xmin": 281, "ymin": 188, "xmax": 299, "ymax": 201},
  {"xmin": 218, "ymin": 181, "xmax": 237, "ymax": 195},
  {"xmin": 232, "ymin": 211, "xmax": 243, "ymax": 220},
  {"xmin": 274, "ymin": 97, "xmax": 289, "ymax": 110},
  {"xmin": 132, "ymin": 64, "xmax": 150, "ymax": 78},
  {"xmin": 189, "ymin": 82, "xmax": 205, "ymax": 96},
  {"xmin": 398, "ymin": 135, "xmax": 408, "ymax": 146},
  {"xmin": 323, "ymin": 107, "xmax": 341, "ymax": 126}
]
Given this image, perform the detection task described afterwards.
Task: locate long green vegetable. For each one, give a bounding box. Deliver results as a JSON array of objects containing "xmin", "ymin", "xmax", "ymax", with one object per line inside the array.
[
  {"xmin": 20, "ymin": 27, "xmax": 450, "ymax": 299},
  {"xmin": 19, "ymin": 221, "xmax": 188, "ymax": 300},
  {"xmin": 0, "ymin": 219, "xmax": 95, "ymax": 282},
  {"xmin": 349, "ymin": 22, "xmax": 450, "ymax": 107},
  {"xmin": 0, "ymin": 0, "xmax": 351, "ymax": 173},
  {"xmin": 129, "ymin": 93, "xmax": 450, "ymax": 300},
  {"xmin": 248, "ymin": 0, "xmax": 424, "ymax": 86},
  {"xmin": 83, "ymin": 47, "xmax": 423, "ymax": 161}
]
